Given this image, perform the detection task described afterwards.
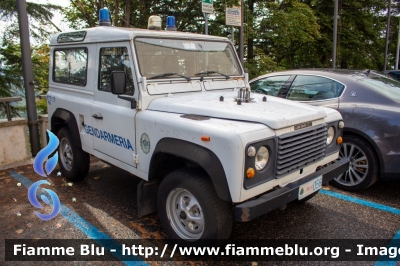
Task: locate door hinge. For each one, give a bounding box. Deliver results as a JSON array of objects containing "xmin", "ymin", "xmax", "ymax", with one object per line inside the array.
[{"xmin": 133, "ymin": 154, "xmax": 139, "ymax": 164}]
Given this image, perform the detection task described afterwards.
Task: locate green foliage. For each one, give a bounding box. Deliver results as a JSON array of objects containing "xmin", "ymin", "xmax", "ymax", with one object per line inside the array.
[
  {"xmin": 63, "ymin": 0, "xmax": 238, "ymax": 32},
  {"xmin": 62, "ymin": 0, "xmax": 100, "ymax": 29},
  {"xmin": 0, "ymin": 40, "xmax": 50, "ymax": 118},
  {"xmin": 36, "ymin": 98, "xmax": 47, "ymax": 114},
  {"xmin": 31, "ymin": 45, "xmax": 50, "ymax": 94},
  {"xmin": 27, "ymin": 0, "xmax": 400, "ymax": 81},
  {"xmin": 0, "ymin": 39, "xmax": 21, "ymax": 117},
  {"xmin": 256, "ymin": 0, "xmax": 321, "ymax": 70},
  {"xmin": 311, "ymin": 0, "xmax": 389, "ymax": 69},
  {"xmin": 2, "ymin": 0, "xmax": 398, "ymax": 118},
  {"xmin": 0, "ymin": 40, "xmax": 50, "ymax": 94},
  {"xmin": 0, "ymin": 0, "xmax": 61, "ymax": 41},
  {"xmin": 0, "ymin": 40, "xmax": 23, "ymax": 98},
  {"xmin": 0, "ymin": 1, "xmax": 58, "ymax": 118},
  {"xmin": 245, "ymin": 48, "xmax": 281, "ymax": 80}
]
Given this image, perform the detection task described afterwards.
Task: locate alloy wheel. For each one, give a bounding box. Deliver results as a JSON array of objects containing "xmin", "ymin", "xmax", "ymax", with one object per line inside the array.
[{"xmin": 334, "ymin": 143, "xmax": 368, "ymax": 186}]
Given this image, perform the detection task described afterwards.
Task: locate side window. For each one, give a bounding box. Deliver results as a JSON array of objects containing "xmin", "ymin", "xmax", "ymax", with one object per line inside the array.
[
  {"xmin": 99, "ymin": 47, "xmax": 134, "ymax": 95},
  {"xmin": 287, "ymin": 75, "xmax": 345, "ymax": 101},
  {"xmin": 54, "ymin": 48, "xmax": 87, "ymax": 86},
  {"xmin": 250, "ymin": 75, "xmax": 291, "ymax": 96}
]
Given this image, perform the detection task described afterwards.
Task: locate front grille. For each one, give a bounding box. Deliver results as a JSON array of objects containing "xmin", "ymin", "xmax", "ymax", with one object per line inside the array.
[{"xmin": 276, "ymin": 124, "xmax": 327, "ymax": 178}]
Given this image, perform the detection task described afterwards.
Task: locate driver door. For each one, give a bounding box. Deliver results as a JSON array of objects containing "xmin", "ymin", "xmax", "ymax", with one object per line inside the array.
[{"xmin": 91, "ymin": 42, "xmax": 138, "ymax": 167}]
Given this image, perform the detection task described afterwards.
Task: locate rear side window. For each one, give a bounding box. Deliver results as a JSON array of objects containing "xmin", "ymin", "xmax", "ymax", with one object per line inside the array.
[
  {"xmin": 287, "ymin": 75, "xmax": 345, "ymax": 101},
  {"xmin": 250, "ymin": 75, "xmax": 291, "ymax": 96},
  {"xmin": 53, "ymin": 48, "xmax": 88, "ymax": 86},
  {"xmin": 360, "ymin": 78, "xmax": 400, "ymax": 103}
]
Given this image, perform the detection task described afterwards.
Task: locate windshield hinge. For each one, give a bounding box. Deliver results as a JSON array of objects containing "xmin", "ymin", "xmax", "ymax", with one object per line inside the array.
[
  {"xmin": 133, "ymin": 154, "xmax": 139, "ymax": 164},
  {"xmin": 136, "ymin": 100, "xmax": 142, "ymax": 110},
  {"xmin": 140, "ymin": 77, "xmax": 147, "ymax": 91}
]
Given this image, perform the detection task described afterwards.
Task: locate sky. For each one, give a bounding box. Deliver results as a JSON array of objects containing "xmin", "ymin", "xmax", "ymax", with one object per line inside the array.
[
  {"xmin": 28, "ymin": 0, "xmax": 70, "ymax": 7},
  {"xmin": 0, "ymin": 0, "xmax": 73, "ymax": 43},
  {"xmin": 27, "ymin": 0, "xmax": 72, "ymax": 32}
]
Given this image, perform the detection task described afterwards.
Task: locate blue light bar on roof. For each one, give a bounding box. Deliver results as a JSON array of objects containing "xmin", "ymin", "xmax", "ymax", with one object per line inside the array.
[
  {"xmin": 166, "ymin": 16, "xmax": 177, "ymax": 31},
  {"xmin": 99, "ymin": 8, "xmax": 111, "ymax": 26}
]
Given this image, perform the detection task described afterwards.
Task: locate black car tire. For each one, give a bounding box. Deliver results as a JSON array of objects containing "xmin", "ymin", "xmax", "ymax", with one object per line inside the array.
[
  {"xmin": 57, "ymin": 127, "xmax": 90, "ymax": 181},
  {"xmin": 330, "ymin": 135, "xmax": 378, "ymax": 191},
  {"xmin": 158, "ymin": 168, "xmax": 232, "ymax": 241}
]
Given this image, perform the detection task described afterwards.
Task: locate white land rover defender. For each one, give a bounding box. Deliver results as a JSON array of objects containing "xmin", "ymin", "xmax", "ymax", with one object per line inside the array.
[{"xmin": 47, "ymin": 12, "xmax": 349, "ymax": 241}]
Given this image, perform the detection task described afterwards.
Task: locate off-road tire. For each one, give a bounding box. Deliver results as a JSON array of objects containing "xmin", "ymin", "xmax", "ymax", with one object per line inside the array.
[
  {"xmin": 157, "ymin": 168, "xmax": 232, "ymax": 241},
  {"xmin": 57, "ymin": 127, "xmax": 89, "ymax": 181}
]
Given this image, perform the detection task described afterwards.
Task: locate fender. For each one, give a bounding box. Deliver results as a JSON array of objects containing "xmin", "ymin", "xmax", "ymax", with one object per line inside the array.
[
  {"xmin": 150, "ymin": 138, "xmax": 232, "ymax": 202},
  {"xmin": 344, "ymin": 128, "xmax": 384, "ymax": 174},
  {"xmin": 51, "ymin": 108, "xmax": 82, "ymax": 149}
]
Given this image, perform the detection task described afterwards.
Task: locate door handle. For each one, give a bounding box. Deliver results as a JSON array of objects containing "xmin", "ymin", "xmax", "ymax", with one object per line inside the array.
[{"xmin": 92, "ymin": 114, "xmax": 103, "ymax": 120}]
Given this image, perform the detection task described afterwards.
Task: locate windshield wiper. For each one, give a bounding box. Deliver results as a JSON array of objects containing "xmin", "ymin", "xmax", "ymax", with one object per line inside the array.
[
  {"xmin": 148, "ymin": 72, "xmax": 191, "ymax": 81},
  {"xmin": 195, "ymin": 70, "xmax": 230, "ymax": 80}
]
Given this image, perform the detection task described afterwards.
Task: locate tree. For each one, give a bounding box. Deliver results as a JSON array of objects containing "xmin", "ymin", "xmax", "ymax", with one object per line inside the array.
[
  {"xmin": 0, "ymin": 0, "xmax": 61, "ymax": 117},
  {"xmin": 255, "ymin": 0, "xmax": 321, "ymax": 70},
  {"xmin": 0, "ymin": 40, "xmax": 23, "ymax": 99},
  {"xmin": 63, "ymin": 0, "xmax": 232, "ymax": 32},
  {"xmin": 61, "ymin": 0, "xmax": 400, "ymax": 79},
  {"xmin": 0, "ymin": 0, "xmax": 61, "ymax": 41},
  {"xmin": 310, "ymin": 0, "xmax": 388, "ymax": 69}
]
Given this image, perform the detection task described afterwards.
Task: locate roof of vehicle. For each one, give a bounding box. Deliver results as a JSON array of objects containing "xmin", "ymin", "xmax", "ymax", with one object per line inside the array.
[
  {"xmin": 250, "ymin": 68, "xmax": 400, "ymax": 105},
  {"xmin": 50, "ymin": 26, "xmax": 230, "ymax": 46},
  {"xmin": 250, "ymin": 69, "xmax": 371, "ymax": 83}
]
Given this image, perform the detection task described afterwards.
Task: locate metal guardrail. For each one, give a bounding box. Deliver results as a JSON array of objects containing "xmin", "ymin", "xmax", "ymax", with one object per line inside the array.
[{"xmin": 0, "ymin": 97, "xmax": 23, "ymax": 121}]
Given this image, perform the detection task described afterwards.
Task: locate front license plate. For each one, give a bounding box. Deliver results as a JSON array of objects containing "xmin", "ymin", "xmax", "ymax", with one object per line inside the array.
[{"xmin": 298, "ymin": 176, "xmax": 322, "ymax": 200}]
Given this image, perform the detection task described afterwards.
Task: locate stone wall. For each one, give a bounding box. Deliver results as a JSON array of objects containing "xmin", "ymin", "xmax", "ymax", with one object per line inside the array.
[{"xmin": 0, "ymin": 118, "xmax": 32, "ymax": 167}]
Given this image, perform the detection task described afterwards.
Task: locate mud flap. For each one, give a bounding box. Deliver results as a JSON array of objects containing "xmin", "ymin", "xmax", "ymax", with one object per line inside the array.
[{"xmin": 137, "ymin": 180, "xmax": 160, "ymax": 218}]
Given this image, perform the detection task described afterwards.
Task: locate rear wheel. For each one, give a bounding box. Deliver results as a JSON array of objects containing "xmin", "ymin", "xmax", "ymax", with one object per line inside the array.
[
  {"xmin": 330, "ymin": 135, "xmax": 378, "ymax": 191},
  {"xmin": 157, "ymin": 168, "xmax": 232, "ymax": 241},
  {"xmin": 57, "ymin": 127, "xmax": 90, "ymax": 181}
]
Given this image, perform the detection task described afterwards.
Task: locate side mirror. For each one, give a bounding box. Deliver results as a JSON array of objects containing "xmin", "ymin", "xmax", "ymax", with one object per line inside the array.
[{"xmin": 111, "ymin": 71, "xmax": 127, "ymax": 95}]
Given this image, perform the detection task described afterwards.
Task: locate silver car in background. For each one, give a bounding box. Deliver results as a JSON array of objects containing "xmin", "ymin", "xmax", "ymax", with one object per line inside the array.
[{"xmin": 250, "ymin": 69, "xmax": 400, "ymax": 191}]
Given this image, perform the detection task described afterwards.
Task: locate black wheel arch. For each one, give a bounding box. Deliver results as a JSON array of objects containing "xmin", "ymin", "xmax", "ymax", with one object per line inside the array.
[
  {"xmin": 149, "ymin": 138, "xmax": 232, "ymax": 202},
  {"xmin": 343, "ymin": 128, "xmax": 383, "ymax": 173},
  {"xmin": 51, "ymin": 108, "xmax": 82, "ymax": 149}
]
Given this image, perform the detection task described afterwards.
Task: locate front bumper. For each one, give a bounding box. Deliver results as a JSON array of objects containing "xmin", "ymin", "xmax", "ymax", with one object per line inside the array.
[{"xmin": 234, "ymin": 158, "xmax": 350, "ymax": 221}]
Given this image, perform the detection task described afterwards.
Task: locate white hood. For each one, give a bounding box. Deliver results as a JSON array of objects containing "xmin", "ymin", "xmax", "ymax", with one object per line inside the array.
[{"xmin": 147, "ymin": 90, "xmax": 327, "ymax": 130}]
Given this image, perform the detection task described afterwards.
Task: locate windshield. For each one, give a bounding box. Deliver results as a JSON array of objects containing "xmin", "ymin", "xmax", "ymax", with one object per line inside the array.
[
  {"xmin": 134, "ymin": 37, "xmax": 241, "ymax": 79},
  {"xmin": 358, "ymin": 77, "xmax": 400, "ymax": 103},
  {"xmin": 368, "ymin": 71, "xmax": 400, "ymax": 87}
]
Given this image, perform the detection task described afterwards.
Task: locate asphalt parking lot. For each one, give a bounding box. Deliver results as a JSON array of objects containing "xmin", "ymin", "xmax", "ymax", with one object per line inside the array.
[{"xmin": 1, "ymin": 157, "xmax": 399, "ymax": 266}]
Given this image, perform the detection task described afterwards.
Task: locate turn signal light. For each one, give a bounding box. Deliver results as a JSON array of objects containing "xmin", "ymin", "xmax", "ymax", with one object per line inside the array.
[
  {"xmin": 246, "ymin": 167, "xmax": 255, "ymax": 178},
  {"xmin": 337, "ymin": 136, "xmax": 343, "ymax": 145},
  {"xmin": 201, "ymin": 136, "xmax": 210, "ymax": 141}
]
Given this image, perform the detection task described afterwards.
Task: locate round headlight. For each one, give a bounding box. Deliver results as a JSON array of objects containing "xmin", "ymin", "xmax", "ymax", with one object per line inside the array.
[
  {"xmin": 255, "ymin": 146, "xmax": 269, "ymax": 171},
  {"xmin": 247, "ymin": 146, "xmax": 256, "ymax": 157},
  {"xmin": 326, "ymin": 127, "xmax": 335, "ymax": 145},
  {"xmin": 338, "ymin": 121, "xmax": 344, "ymax": 129}
]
